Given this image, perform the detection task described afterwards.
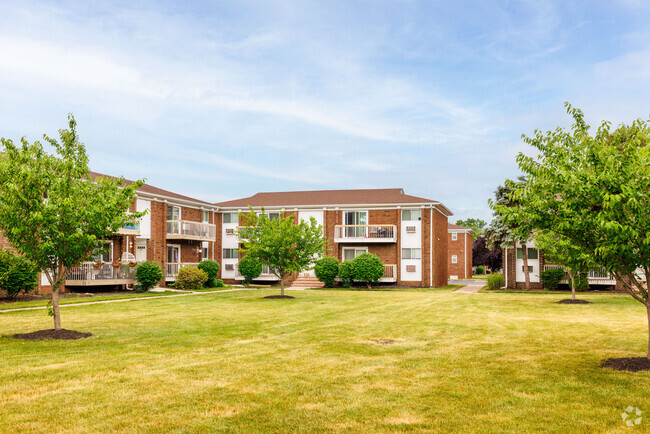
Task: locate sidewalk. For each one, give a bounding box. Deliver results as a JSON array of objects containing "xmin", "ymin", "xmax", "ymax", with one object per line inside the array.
[{"xmin": 451, "ymin": 280, "xmax": 486, "ymax": 294}]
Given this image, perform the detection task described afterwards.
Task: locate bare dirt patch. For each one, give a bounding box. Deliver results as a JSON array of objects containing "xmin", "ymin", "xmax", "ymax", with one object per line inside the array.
[
  {"xmin": 13, "ymin": 329, "xmax": 92, "ymax": 340},
  {"xmin": 601, "ymin": 357, "xmax": 650, "ymax": 372}
]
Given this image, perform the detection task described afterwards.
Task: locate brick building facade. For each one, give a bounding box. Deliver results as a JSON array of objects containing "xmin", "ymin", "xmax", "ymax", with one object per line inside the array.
[{"xmin": 447, "ymin": 223, "xmax": 474, "ymax": 280}]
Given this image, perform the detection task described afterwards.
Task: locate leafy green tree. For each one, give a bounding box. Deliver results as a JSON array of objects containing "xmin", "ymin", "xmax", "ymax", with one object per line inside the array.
[
  {"xmin": 198, "ymin": 260, "xmax": 220, "ymax": 287},
  {"xmin": 0, "ymin": 116, "xmax": 143, "ymax": 330},
  {"xmin": 314, "ymin": 256, "xmax": 339, "ymax": 287},
  {"xmin": 497, "ymin": 103, "xmax": 650, "ymax": 358},
  {"xmin": 455, "ymin": 218, "xmax": 486, "ymax": 239},
  {"xmin": 535, "ymin": 231, "xmax": 596, "ymax": 301},
  {"xmin": 237, "ymin": 207, "xmax": 325, "ymax": 296},
  {"xmin": 0, "ymin": 249, "xmax": 39, "ymax": 298},
  {"xmin": 238, "ymin": 255, "xmax": 262, "ymax": 287}
]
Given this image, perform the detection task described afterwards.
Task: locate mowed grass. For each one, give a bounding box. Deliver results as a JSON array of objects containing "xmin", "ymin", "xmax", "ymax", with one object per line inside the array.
[
  {"xmin": 1, "ymin": 289, "xmax": 649, "ymax": 432},
  {"xmin": 0, "ymin": 290, "xmax": 180, "ymax": 310}
]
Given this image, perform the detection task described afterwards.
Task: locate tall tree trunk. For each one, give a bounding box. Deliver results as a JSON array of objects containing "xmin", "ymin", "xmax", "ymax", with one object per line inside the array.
[
  {"xmin": 51, "ymin": 287, "xmax": 62, "ymax": 331},
  {"xmin": 521, "ymin": 243, "xmax": 531, "ymax": 290}
]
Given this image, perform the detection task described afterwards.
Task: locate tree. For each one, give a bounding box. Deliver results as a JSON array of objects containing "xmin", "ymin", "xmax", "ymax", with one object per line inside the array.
[
  {"xmin": 0, "ymin": 249, "xmax": 39, "ymax": 298},
  {"xmin": 314, "ymin": 256, "xmax": 339, "ymax": 287},
  {"xmin": 497, "ymin": 103, "xmax": 650, "ymax": 358},
  {"xmin": 351, "ymin": 253, "xmax": 384, "ymax": 289},
  {"xmin": 487, "ymin": 177, "xmax": 533, "ymax": 289},
  {"xmin": 237, "ymin": 207, "xmax": 326, "ymax": 296},
  {"xmin": 535, "ymin": 231, "xmax": 596, "ymax": 301},
  {"xmin": 472, "ymin": 236, "xmax": 502, "ymax": 271},
  {"xmin": 455, "ymin": 218, "xmax": 486, "ymax": 239},
  {"xmin": 0, "ymin": 116, "xmax": 143, "ymax": 330}
]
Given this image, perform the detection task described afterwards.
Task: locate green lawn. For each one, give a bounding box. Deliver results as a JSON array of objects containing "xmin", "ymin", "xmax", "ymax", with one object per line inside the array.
[
  {"xmin": 0, "ymin": 290, "xmax": 180, "ymax": 310},
  {"xmin": 1, "ymin": 289, "xmax": 648, "ymax": 432}
]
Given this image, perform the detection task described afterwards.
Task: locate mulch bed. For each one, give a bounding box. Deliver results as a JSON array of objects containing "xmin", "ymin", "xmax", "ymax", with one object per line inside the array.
[
  {"xmin": 13, "ymin": 329, "xmax": 92, "ymax": 340},
  {"xmin": 263, "ymin": 295, "xmax": 295, "ymax": 299},
  {"xmin": 602, "ymin": 357, "xmax": 650, "ymax": 372},
  {"xmin": 557, "ymin": 299, "xmax": 592, "ymax": 304}
]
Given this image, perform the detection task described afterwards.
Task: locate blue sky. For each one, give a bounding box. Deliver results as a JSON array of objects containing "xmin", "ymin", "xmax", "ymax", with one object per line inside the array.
[{"xmin": 1, "ymin": 1, "xmax": 649, "ymax": 221}]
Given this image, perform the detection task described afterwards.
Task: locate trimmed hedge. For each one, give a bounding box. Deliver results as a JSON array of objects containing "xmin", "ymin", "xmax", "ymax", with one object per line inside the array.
[
  {"xmin": 134, "ymin": 260, "xmax": 164, "ymax": 292},
  {"xmin": 487, "ymin": 273, "xmax": 505, "ymax": 290},
  {"xmin": 175, "ymin": 266, "xmax": 208, "ymax": 290},
  {"xmin": 338, "ymin": 261, "xmax": 355, "ymax": 288},
  {"xmin": 476, "ymin": 265, "xmax": 484, "ymax": 275},
  {"xmin": 0, "ymin": 249, "xmax": 38, "ymax": 298},
  {"xmin": 198, "ymin": 260, "xmax": 220, "ymax": 287},
  {"xmin": 314, "ymin": 257, "xmax": 339, "ymax": 287}
]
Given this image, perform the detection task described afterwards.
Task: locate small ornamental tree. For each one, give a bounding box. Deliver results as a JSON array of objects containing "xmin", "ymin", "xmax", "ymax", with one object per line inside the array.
[
  {"xmin": 498, "ymin": 103, "xmax": 650, "ymax": 359},
  {"xmin": 238, "ymin": 255, "xmax": 262, "ymax": 287},
  {"xmin": 352, "ymin": 253, "xmax": 384, "ymax": 289},
  {"xmin": 0, "ymin": 249, "xmax": 39, "ymax": 298},
  {"xmin": 314, "ymin": 257, "xmax": 339, "ymax": 287},
  {"xmin": 237, "ymin": 207, "xmax": 325, "ymax": 296},
  {"xmin": 0, "ymin": 116, "xmax": 144, "ymax": 330},
  {"xmin": 198, "ymin": 260, "xmax": 220, "ymax": 287},
  {"xmin": 134, "ymin": 261, "xmax": 164, "ymax": 292}
]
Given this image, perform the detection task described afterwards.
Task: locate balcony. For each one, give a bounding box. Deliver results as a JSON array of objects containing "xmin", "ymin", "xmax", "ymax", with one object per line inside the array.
[
  {"xmin": 236, "ymin": 265, "xmax": 279, "ymax": 281},
  {"xmin": 166, "ymin": 220, "xmax": 216, "ymax": 241},
  {"xmin": 116, "ymin": 222, "xmax": 140, "ymax": 236},
  {"xmin": 66, "ymin": 262, "xmax": 136, "ymax": 286},
  {"xmin": 543, "ymin": 264, "xmax": 616, "ymax": 285},
  {"xmin": 166, "ymin": 262, "xmax": 200, "ymax": 280},
  {"xmin": 380, "ymin": 264, "xmax": 397, "ymax": 282},
  {"xmin": 334, "ymin": 225, "xmax": 397, "ymax": 243}
]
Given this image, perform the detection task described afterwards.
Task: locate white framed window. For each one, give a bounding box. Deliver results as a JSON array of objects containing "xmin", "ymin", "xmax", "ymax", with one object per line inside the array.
[
  {"xmin": 223, "ymin": 213, "xmax": 238, "ymax": 224},
  {"xmin": 167, "ymin": 205, "xmax": 181, "ymax": 221},
  {"xmin": 402, "ymin": 248, "xmax": 421, "ymax": 260},
  {"xmin": 93, "ymin": 241, "xmax": 113, "ymax": 262},
  {"xmin": 223, "ymin": 248, "xmax": 239, "ymax": 259},
  {"xmin": 401, "ymin": 209, "xmax": 421, "ymax": 221},
  {"xmin": 268, "ymin": 212, "xmax": 280, "ymax": 220},
  {"xmin": 202, "ymin": 210, "xmax": 210, "ymax": 222},
  {"xmin": 167, "ymin": 244, "xmax": 180, "ymax": 263},
  {"xmin": 452, "ymin": 232, "xmax": 458, "ymax": 241},
  {"xmin": 343, "ymin": 211, "xmax": 368, "ymax": 237},
  {"xmin": 451, "ymin": 255, "xmax": 458, "ymax": 264},
  {"xmin": 342, "ymin": 247, "xmax": 368, "ymax": 261}
]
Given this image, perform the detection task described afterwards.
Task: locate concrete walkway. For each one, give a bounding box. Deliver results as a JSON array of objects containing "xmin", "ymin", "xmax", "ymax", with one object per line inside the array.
[
  {"xmin": 451, "ymin": 280, "xmax": 486, "ymax": 294},
  {"xmin": 0, "ymin": 287, "xmax": 269, "ymax": 314}
]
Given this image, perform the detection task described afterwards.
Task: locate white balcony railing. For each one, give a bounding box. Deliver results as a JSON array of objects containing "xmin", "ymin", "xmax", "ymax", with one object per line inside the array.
[
  {"xmin": 543, "ymin": 264, "xmax": 616, "ymax": 285},
  {"xmin": 66, "ymin": 262, "xmax": 137, "ymax": 285},
  {"xmin": 116, "ymin": 222, "xmax": 140, "ymax": 236},
  {"xmin": 166, "ymin": 220, "xmax": 216, "ymax": 241},
  {"xmin": 334, "ymin": 225, "xmax": 397, "ymax": 243},
  {"xmin": 166, "ymin": 262, "xmax": 200, "ymax": 279},
  {"xmin": 380, "ymin": 264, "xmax": 397, "ymax": 282},
  {"xmin": 235, "ymin": 264, "xmax": 279, "ymax": 281}
]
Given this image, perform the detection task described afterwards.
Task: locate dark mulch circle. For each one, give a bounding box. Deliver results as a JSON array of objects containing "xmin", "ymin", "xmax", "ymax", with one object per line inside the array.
[
  {"xmin": 263, "ymin": 295, "xmax": 295, "ymax": 299},
  {"xmin": 13, "ymin": 329, "xmax": 92, "ymax": 341},
  {"xmin": 557, "ymin": 299, "xmax": 592, "ymax": 304},
  {"xmin": 602, "ymin": 357, "xmax": 650, "ymax": 372}
]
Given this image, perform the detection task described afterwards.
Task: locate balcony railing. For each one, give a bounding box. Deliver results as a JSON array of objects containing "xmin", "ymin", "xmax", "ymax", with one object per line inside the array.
[
  {"xmin": 166, "ymin": 262, "xmax": 201, "ymax": 279},
  {"xmin": 334, "ymin": 225, "xmax": 397, "ymax": 243},
  {"xmin": 543, "ymin": 264, "xmax": 616, "ymax": 285},
  {"xmin": 116, "ymin": 222, "xmax": 140, "ymax": 236},
  {"xmin": 380, "ymin": 264, "xmax": 397, "ymax": 282},
  {"xmin": 66, "ymin": 262, "xmax": 137, "ymax": 286},
  {"xmin": 166, "ymin": 220, "xmax": 216, "ymax": 241},
  {"xmin": 236, "ymin": 265, "xmax": 279, "ymax": 281}
]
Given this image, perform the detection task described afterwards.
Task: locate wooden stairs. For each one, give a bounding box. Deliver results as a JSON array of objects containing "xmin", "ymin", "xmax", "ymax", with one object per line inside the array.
[{"xmin": 290, "ymin": 275, "xmax": 325, "ymax": 288}]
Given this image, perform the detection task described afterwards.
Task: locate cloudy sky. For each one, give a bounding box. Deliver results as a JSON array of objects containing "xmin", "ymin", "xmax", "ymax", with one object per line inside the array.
[{"xmin": 0, "ymin": 1, "xmax": 649, "ymax": 221}]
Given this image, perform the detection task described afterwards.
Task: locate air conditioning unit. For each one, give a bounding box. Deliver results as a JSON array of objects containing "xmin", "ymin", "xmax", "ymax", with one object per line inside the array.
[
  {"xmin": 225, "ymin": 228, "xmax": 235, "ymax": 235},
  {"xmin": 406, "ymin": 265, "xmax": 416, "ymax": 272},
  {"xmin": 405, "ymin": 226, "xmax": 416, "ymax": 233},
  {"xmin": 224, "ymin": 264, "xmax": 234, "ymax": 271}
]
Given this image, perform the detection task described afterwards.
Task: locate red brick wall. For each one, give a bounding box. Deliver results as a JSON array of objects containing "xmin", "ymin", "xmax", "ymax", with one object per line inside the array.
[
  {"xmin": 448, "ymin": 232, "xmax": 472, "ymax": 279},
  {"xmin": 431, "ymin": 208, "xmax": 449, "ymax": 287}
]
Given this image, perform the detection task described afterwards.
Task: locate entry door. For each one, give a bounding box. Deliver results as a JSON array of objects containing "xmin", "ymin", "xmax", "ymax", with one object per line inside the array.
[
  {"xmin": 167, "ymin": 245, "xmax": 180, "ymax": 264},
  {"xmin": 135, "ymin": 239, "xmax": 147, "ymax": 262}
]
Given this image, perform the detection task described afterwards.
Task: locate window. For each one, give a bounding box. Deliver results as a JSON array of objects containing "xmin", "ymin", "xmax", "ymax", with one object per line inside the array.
[
  {"xmin": 202, "ymin": 242, "xmax": 209, "ymax": 260},
  {"xmin": 451, "ymin": 255, "xmax": 458, "ymax": 264},
  {"xmin": 223, "ymin": 213, "xmax": 238, "ymax": 224},
  {"xmin": 202, "ymin": 210, "xmax": 210, "ymax": 222},
  {"xmin": 167, "ymin": 245, "xmax": 180, "ymax": 264},
  {"xmin": 268, "ymin": 212, "xmax": 280, "ymax": 221},
  {"xmin": 521, "ymin": 265, "xmax": 534, "ymax": 272},
  {"xmin": 452, "ymin": 232, "xmax": 458, "ymax": 241},
  {"xmin": 344, "ymin": 211, "xmax": 368, "ymax": 237},
  {"xmin": 167, "ymin": 205, "xmax": 181, "ymax": 221},
  {"xmin": 402, "ymin": 248, "xmax": 421, "ymax": 260},
  {"xmin": 401, "ymin": 209, "xmax": 421, "ymax": 221},
  {"xmin": 516, "ymin": 248, "xmax": 539, "ymax": 260},
  {"xmin": 223, "ymin": 248, "xmax": 239, "ymax": 259},
  {"xmin": 343, "ymin": 247, "xmax": 368, "ymax": 261},
  {"xmin": 93, "ymin": 242, "xmax": 113, "ymax": 262}
]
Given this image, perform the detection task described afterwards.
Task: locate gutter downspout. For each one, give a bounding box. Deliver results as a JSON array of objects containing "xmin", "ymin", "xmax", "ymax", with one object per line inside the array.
[{"xmin": 464, "ymin": 232, "xmax": 467, "ymax": 279}]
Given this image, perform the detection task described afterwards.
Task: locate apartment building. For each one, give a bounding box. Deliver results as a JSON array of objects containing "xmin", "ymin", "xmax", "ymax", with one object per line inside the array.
[
  {"xmin": 31, "ymin": 173, "xmax": 218, "ymax": 294},
  {"xmin": 213, "ymin": 188, "xmax": 452, "ymax": 287},
  {"xmin": 447, "ymin": 223, "xmax": 474, "ymax": 280}
]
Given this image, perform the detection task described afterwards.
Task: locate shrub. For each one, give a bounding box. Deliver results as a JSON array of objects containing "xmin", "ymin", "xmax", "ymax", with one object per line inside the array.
[
  {"xmin": 134, "ymin": 260, "xmax": 164, "ymax": 292},
  {"xmin": 214, "ymin": 279, "xmax": 225, "ymax": 288},
  {"xmin": 0, "ymin": 249, "xmax": 38, "ymax": 298},
  {"xmin": 540, "ymin": 268, "xmax": 565, "ymax": 291},
  {"xmin": 238, "ymin": 255, "xmax": 262, "ymax": 287},
  {"xmin": 476, "ymin": 265, "xmax": 484, "ymax": 275},
  {"xmin": 338, "ymin": 260, "xmax": 355, "ymax": 288},
  {"xmin": 314, "ymin": 257, "xmax": 339, "ymax": 287},
  {"xmin": 352, "ymin": 253, "xmax": 384, "ymax": 289},
  {"xmin": 569, "ymin": 271, "xmax": 590, "ymax": 292},
  {"xmin": 175, "ymin": 266, "xmax": 208, "ymax": 290},
  {"xmin": 487, "ymin": 272, "xmax": 505, "ymax": 290},
  {"xmin": 198, "ymin": 260, "xmax": 220, "ymax": 287}
]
